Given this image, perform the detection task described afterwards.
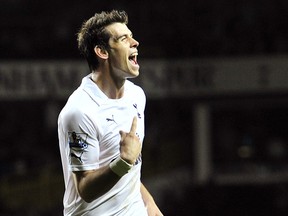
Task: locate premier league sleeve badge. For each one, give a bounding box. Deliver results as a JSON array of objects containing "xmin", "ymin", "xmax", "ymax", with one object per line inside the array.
[{"xmin": 68, "ymin": 131, "xmax": 88, "ymax": 164}]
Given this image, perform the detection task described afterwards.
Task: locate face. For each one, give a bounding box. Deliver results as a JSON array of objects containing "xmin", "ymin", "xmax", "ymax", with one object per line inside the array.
[{"xmin": 105, "ymin": 22, "xmax": 140, "ymax": 79}]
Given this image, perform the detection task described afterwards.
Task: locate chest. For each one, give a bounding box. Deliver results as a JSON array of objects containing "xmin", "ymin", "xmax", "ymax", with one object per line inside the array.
[{"xmin": 95, "ymin": 101, "xmax": 145, "ymax": 150}]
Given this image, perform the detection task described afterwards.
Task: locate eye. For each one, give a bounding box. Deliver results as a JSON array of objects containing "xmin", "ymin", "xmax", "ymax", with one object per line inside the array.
[
  {"xmin": 118, "ymin": 34, "xmax": 133, "ymax": 42},
  {"xmin": 121, "ymin": 36, "xmax": 127, "ymax": 41},
  {"xmin": 118, "ymin": 35, "xmax": 128, "ymax": 42}
]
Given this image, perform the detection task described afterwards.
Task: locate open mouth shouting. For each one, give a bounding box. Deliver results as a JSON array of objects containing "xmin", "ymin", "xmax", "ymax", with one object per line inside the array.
[{"xmin": 129, "ymin": 52, "xmax": 139, "ymax": 67}]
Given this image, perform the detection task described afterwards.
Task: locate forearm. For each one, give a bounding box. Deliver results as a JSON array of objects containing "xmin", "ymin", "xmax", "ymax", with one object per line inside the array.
[
  {"xmin": 141, "ymin": 183, "xmax": 155, "ymax": 206},
  {"xmin": 73, "ymin": 165, "xmax": 120, "ymax": 203},
  {"xmin": 141, "ymin": 183, "xmax": 164, "ymax": 216}
]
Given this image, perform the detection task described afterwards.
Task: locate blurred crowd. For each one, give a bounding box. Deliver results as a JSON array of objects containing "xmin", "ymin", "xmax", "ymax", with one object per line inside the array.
[{"xmin": 1, "ymin": 0, "xmax": 288, "ymax": 59}]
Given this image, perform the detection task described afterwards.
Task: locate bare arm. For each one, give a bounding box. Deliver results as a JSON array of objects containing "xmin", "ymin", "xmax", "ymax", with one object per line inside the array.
[
  {"xmin": 73, "ymin": 166, "xmax": 120, "ymax": 203},
  {"xmin": 141, "ymin": 183, "xmax": 164, "ymax": 216},
  {"xmin": 73, "ymin": 117, "xmax": 142, "ymax": 203}
]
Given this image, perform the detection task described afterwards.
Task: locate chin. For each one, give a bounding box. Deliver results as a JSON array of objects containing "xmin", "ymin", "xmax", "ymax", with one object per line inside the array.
[
  {"xmin": 133, "ymin": 70, "xmax": 140, "ymax": 77},
  {"xmin": 127, "ymin": 73, "xmax": 139, "ymax": 79},
  {"xmin": 127, "ymin": 69, "xmax": 140, "ymax": 78}
]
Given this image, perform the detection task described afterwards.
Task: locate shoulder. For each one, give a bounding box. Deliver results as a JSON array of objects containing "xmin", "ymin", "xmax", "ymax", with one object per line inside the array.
[{"xmin": 59, "ymin": 89, "xmax": 97, "ymax": 127}]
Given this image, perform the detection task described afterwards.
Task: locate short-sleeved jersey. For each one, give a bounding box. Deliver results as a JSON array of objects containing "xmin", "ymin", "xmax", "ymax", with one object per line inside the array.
[{"xmin": 58, "ymin": 74, "xmax": 147, "ymax": 216}]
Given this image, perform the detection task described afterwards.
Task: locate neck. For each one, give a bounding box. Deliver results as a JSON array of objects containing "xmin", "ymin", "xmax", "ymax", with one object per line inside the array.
[{"xmin": 91, "ymin": 71, "xmax": 125, "ymax": 99}]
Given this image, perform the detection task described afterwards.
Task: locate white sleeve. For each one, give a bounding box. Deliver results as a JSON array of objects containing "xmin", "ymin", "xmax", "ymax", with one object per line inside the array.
[{"xmin": 65, "ymin": 109, "xmax": 100, "ymax": 171}]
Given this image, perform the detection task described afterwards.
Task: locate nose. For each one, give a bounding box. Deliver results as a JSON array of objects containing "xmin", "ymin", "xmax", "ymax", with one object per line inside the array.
[{"xmin": 130, "ymin": 37, "xmax": 139, "ymax": 48}]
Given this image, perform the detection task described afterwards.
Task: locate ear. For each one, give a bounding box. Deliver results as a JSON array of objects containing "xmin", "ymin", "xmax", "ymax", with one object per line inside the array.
[{"xmin": 94, "ymin": 45, "xmax": 109, "ymax": 60}]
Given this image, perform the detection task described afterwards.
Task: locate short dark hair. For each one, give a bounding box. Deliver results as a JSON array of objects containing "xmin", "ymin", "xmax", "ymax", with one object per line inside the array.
[{"xmin": 77, "ymin": 10, "xmax": 128, "ymax": 71}]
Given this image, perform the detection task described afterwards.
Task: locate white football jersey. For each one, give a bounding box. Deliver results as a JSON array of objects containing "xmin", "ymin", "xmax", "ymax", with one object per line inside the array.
[{"xmin": 58, "ymin": 74, "xmax": 147, "ymax": 216}]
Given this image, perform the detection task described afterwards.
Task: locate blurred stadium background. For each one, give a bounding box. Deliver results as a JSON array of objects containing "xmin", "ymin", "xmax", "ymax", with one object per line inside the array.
[{"xmin": 1, "ymin": 0, "xmax": 288, "ymax": 215}]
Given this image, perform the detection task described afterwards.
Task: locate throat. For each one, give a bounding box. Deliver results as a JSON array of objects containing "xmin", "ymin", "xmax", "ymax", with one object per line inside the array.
[{"xmin": 92, "ymin": 75, "xmax": 125, "ymax": 99}]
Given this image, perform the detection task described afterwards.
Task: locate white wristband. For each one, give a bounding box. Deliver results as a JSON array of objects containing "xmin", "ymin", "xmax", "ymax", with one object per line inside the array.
[{"xmin": 109, "ymin": 157, "xmax": 133, "ymax": 177}]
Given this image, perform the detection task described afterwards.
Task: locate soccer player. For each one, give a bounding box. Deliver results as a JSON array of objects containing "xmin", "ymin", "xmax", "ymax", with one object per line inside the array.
[{"xmin": 58, "ymin": 10, "xmax": 163, "ymax": 216}]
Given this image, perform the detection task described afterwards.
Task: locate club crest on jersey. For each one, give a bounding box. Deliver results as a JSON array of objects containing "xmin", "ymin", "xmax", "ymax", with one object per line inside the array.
[
  {"xmin": 133, "ymin": 103, "xmax": 141, "ymax": 119},
  {"xmin": 68, "ymin": 132, "xmax": 88, "ymax": 150}
]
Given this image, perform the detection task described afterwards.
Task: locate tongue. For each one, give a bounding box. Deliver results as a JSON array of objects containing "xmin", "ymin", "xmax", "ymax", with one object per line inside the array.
[{"xmin": 130, "ymin": 58, "xmax": 137, "ymax": 65}]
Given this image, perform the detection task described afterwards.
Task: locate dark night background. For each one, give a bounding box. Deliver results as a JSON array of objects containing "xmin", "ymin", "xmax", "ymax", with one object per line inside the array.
[{"xmin": 1, "ymin": 0, "xmax": 288, "ymax": 215}]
